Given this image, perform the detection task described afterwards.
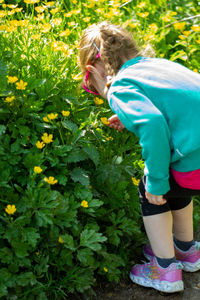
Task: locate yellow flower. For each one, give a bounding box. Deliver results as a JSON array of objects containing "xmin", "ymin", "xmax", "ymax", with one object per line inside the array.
[
  {"xmin": 68, "ymin": 21, "xmax": 75, "ymax": 27},
  {"xmin": 5, "ymin": 204, "xmax": 16, "ymax": 215},
  {"xmin": 138, "ymin": 12, "xmax": 149, "ymax": 18},
  {"xmin": 132, "ymin": 177, "xmax": 140, "ymax": 186},
  {"xmin": 4, "ymin": 96, "xmax": 15, "ymax": 103},
  {"xmin": 43, "ymin": 113, "xmax": 58, "ymax": 122},
  {"xmin": 34, "ymin": 166, "xmax": 43, "ymax": 174},
  {"xmin": 43, "ymin": 117, "xmax": 49, "ymax": 122},
  {"xmin": 31, "ymin": 34, "xmax": 41, "ymax": 40},
  {"xmin": 15, "ymin": 8, "xmax": 23, "ymax": 12},
  {"xmin": 58, "ymin": 236, "xmax": 63, "ymax": 243},
  {"xmin": 94, "ymin": 97, "xmax": 104, "ymax": 105},
  {"xmin": 173, "ymin": 22, "xmax": 186, "ymax": 32},
  {"xmin": 191, "ymin": 25, "xmax": 200, "ymax": 32},
  {"xmin": 35, "ymin": 6, "xmax": 45, "ymax": 13},
  {"xmin": 59, "ymin": 29, "xmax": 71, "ymax": 37},
  {"xmin": 50, "ymin": 7, "xmax": 60, "ymax": 14},
  {"xmin": 137, "ymin": 1, "xmax": 146, "ymax": 9},
  {"xmin": 105, "ymin": 136, "xmax": 114, "ymax": 141},
  {"xmin": 101, "ymin": 117, "xmax": 110, "ymax": 125},
  {"xmin": 45, "ymin": 2, "xmax": 55, "ymax": 7},
  {"xmin": 24, "ymin": 0, "xmax": 40, "ymax": 4},
  {"xmin": 7, "ymin": 76, "xmax": 18, "ymax": 83},
  {"xmin": 162, "ymin": 14, "xmax": 172, "ymax": 23},
  {"xmin": 81, "ymin": 200, "xmax": 88, "ymax": 208},
  {"xmin": 44, "ymin": 176, "xmax": 58, "ymax": 185},
  {"xmin": 42, "ymin": 132, "xmax": 53, "ymax": 144},
  {"xmin": 183, "ymin": 31, "xmax": 191, "ymax": 36},
  {"xmin": 35, "ymin": 251, "xmax": 39, "ymax": 256},
  {"xmin": 16, "ymin": 80, "xmax": 28, "ymax": 90},
  {"xmin": 64, "ymin": 11, "xmax": 73, "ymax": 17},
  {"xmin": 104, "ymin": 267, "xmax": 108, "ymax": 272},
  {"xmin": 193, "ymin": 69, "xmax": 198, "ymax": 73},
  {"xmin": 40, "ymin": 23, "xmax": 51, "ymax": 33},
  {"xmin": 0, "ymin": 10, "xmax": 7, "ymax": 18},
  {"xmin": 83, "ymin": 17, "xmax": 91, "ymax": 22},
  {"xmin": 196, "ymin": 40, "xmax": 200, "ymax": 44},
  {"xmin": 36, "ymin": 141, "xmax": 45, "ymax": 149},
  {"xmin": 179, "ymin": 35, "xmax": 186, "ymax": 40},
  {"xmin": 149, "ymin": 23, "xmax": 158, "ymax": 32},
  {"xmin": 35, "ymin": 13, "xmax": 44, "ymax": 21},
  {"xmin": 7, "ymin": 4, "xmax": 18, "ymax": 8},
  {"xmin": 51, "ymin": 18, "xmax": 62, "ymax": 25},
  {"xmin": 61, "ymin": 110, "xmax": 70, "ymax": 117},
  {"xmin": 171, "ymin": 11, "xmax": 177, "ymax": 16},
  {"xmin": 8, "ymin": 10, "xmax": 16, "ymax": 16},
  {"xmin": 86, "ymin": 3, "xmax": 95, "ymax": 8},
  {"xmin": 128, "ymin": 22, "xmax": 139, "ymax": 29}
]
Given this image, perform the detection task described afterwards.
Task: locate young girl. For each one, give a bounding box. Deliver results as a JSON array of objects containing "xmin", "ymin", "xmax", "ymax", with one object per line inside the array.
[{"xmin": 78, "ymin": 21, "xmax": 200, "ymax": 293}]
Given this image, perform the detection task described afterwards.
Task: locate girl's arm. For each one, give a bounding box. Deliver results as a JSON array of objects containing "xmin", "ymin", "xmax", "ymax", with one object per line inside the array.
[{"xmin": 108, "ymin": 84, "xmax": 171, "ymax": 196}]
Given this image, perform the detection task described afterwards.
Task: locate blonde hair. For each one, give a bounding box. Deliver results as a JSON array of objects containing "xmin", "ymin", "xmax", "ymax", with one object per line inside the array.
[{"xmin": 79, "ymin": 22, "xmax": 141, "ymax": 90}]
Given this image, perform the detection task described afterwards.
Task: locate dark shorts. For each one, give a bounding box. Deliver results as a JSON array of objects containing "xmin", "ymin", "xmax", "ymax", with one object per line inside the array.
[{"xmin": 139, "ymin": 173, "xmax": 200, "ymax": 216}]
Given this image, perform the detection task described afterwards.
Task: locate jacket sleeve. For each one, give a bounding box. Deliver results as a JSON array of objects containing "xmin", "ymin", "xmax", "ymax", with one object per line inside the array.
[{"xmin": 108, "ymin": 84, "xmax": 172, "ymax": 195}]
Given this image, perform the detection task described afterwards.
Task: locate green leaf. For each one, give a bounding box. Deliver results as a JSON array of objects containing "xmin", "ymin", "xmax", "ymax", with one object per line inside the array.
[
  {"xmin": 61, "ymin": 120, "xmax": 78, "ymax": 132},
  {"xmin": 82, "ymin": 143, "xmax": 100, "ymax": 166},
  {"xmin": 61, "ymin": 233, "xmax": 76, "ymax": 251},
  {"xmin": 80, "ymin": 229, "xmax": 107, "ymax": 251},
  {"xmin": 77, "ymin": 248, "xmax": 95, "ymax": 266},
  {"xmin": 0, "ymin": 60, "xmax": 8, "ymax": 93},
  {"xmin": 27, "ymin": 78, "xmax": 47, "ymax": 91},
  {"xmin": 67, "ymin": 148, "xmax": 88, "ymax": 163},
  {"xmin": 17, "ymin": 272, "xmax": 37, "ymax": 286},
  {"xmin": 53, "ymin": 145, "xmax": 72, "ymax": 156},
  {"xmin": 56, "ymin": 174, "xmax": 68, "ymax": 185},
  {"xmin": 0, "ymin": 283, "xmax": 8, "ymax": 297},
  {"xmin": 0, "ymin": 247, "xmax": 13, "ymax": 263},
  {"xmin": 74, "ymin": 184, "xmax": 93, "ymax": 200},
  {"xmin": 170, "ymin": 50, "xmax": 187, "ymax": 62},
  {"xmin": 106, "ymin": 227, "xmax": 122, "ymax": 246},
  {"xmin": 11, "ymin": 241, "xmax": 29, "ymax": 258},
  {"xmin": 0, "ymin": 125, "xmax": 6, "ymax": 135},
  {"xmin": 23, "ymin": 152, "xmax": 44, "ymax": 169},
  {"xmin": 35, "ymin": 210, "xmax": 54, "ymax": 227},
  {"xmin": 70, "ymin": 167, "xmax": 90, "ymax": 187},
  {"xmin": 0, "ymin": 268, "xmax": 12, "ymax": 284},
  {"xmin": 22, "ymin": 228, "xmax": 40, "ymax": 247},
  {"xmin": 18, "ymin": 125, "xmax": 31, "ymax": 137},
  {"xmin": 89, "ymin": 199, "xmax": 104, "ymax": 208}
]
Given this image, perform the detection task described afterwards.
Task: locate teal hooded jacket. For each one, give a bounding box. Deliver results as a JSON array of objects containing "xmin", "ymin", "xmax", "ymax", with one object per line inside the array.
[{"xmin": 107, "ymin": 56, "xmax": 200, "ymax": 195}]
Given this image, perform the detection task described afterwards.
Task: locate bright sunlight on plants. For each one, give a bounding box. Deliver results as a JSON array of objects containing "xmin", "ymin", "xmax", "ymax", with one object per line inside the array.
[{"xmin": 0, "ymin": 0, "xmax": 200, "ymax": 298}]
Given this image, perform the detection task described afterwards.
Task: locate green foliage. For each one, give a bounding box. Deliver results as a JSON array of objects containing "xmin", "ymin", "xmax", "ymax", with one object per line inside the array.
[{"xmin": 0, "ymin": 0, "xmax": 200, "ymax": 298}]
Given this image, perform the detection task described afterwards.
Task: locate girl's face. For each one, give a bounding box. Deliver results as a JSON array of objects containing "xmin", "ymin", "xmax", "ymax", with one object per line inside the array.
[{"xmin": 86, "ymin": 60, "xmax": 108, "ymax": 99}]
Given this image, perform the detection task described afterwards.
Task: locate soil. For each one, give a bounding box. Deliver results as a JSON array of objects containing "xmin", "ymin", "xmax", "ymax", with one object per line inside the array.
[{"xmin": 69, "ymin": 225, "xmax": 200, "ymax": 300}]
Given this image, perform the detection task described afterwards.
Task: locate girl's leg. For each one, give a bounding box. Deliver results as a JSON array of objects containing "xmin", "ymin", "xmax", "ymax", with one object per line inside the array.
[
  {"xmin": 143, "ymin": 211, "xmax": 175, "ymax": 258},
  {"xmin": 172, "ymin": 200, "xmax": 193, "ymax": 242}
]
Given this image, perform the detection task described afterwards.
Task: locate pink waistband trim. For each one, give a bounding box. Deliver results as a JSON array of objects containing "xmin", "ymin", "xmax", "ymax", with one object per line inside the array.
[{"xmin": 171, "ymin": 168, "xmax": 200, "ymax": 189}]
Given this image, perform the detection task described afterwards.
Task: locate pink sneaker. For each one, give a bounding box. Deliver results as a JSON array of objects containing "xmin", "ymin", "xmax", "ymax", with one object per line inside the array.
[
  {"xmin": 130, "ymin": 257, "xmax": 184, "ymax": 293},
  {"xmin": 143, "ymin": 241, "xmax": 200, "ymax": 272}
]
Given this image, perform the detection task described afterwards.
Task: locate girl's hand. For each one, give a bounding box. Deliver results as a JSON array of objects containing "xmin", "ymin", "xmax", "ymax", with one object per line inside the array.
[
  {"xmin": 145, "ymin": 191, "xmax": 167, "ymax": 205},
  {"xmin": 108, "ymin": 114, "xmax": 125, "ymax": 131}
]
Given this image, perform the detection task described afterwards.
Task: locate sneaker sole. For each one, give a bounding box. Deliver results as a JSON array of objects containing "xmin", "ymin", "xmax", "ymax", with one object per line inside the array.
[
  {"xmin": 143, "ymin": 250, "xmax": 200, "ymax": 272},
  {"xmin": 130, "ymin": 272, "xmax": 184, "ymax": 293},
  {"xmin": 182, "ymin": 258, "xmax": 200, "ymax": 272}
]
